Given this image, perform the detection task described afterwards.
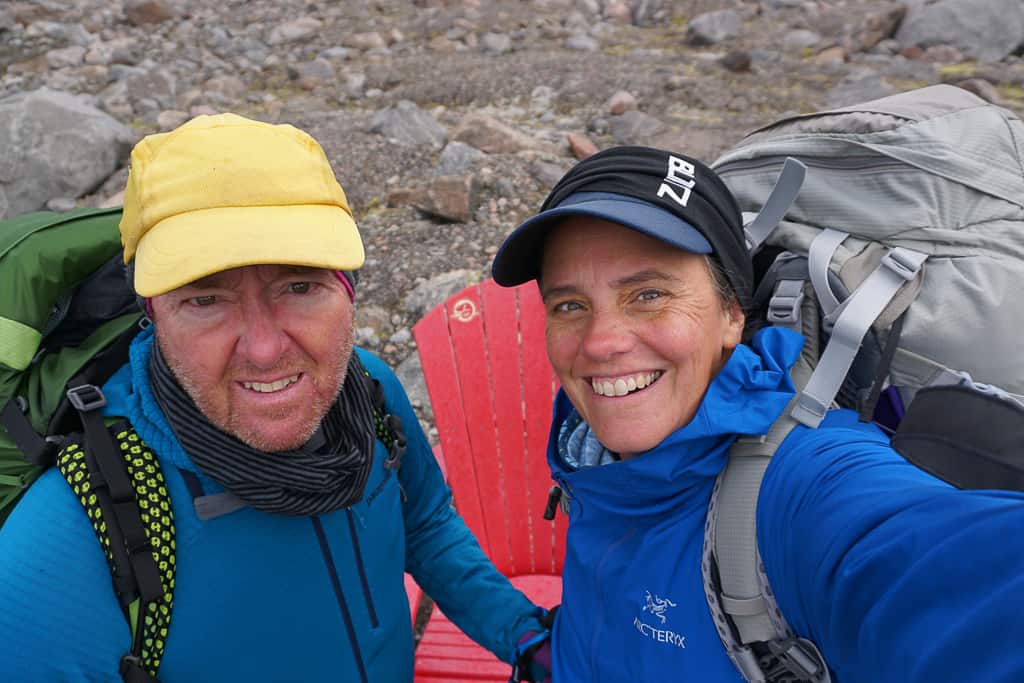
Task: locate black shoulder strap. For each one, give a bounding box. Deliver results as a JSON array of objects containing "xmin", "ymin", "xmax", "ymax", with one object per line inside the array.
[
  {"xmin": 364, "ymin": 370, "xmax": 407, "ymax": 470},
  {"xmin": 363, "ymin": 368, "xmax": 408, "ymax": 502},
  {"xmin": 55, "ymin": 384, "xmax": 175, "ymax": 683},
  {"xmin": 1, "ymin": 396, "xmax": 58, "ymax": 466}
]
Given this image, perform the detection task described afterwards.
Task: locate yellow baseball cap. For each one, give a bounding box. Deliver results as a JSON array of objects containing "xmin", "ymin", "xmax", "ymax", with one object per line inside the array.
[{"xmin": 120, "ymin": 113, "xmax": 364, "ymax": 297}]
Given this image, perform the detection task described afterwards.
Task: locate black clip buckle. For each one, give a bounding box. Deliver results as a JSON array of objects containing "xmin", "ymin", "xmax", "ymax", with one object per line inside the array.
[
  {"xmin": 760, "ymin": 638, "xmax": 824, "ymax": 682},
  {"xmin": 119, "ymin": 654, "xmax": 147, "ymax": 679},
  {"xmin": 66, "ymin": 384, "xmax": 107, "ymax": 412}
]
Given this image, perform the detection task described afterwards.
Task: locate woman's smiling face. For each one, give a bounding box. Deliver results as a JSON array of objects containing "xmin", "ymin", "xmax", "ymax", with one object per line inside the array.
[{"xmin": 540, "ymin": 216, "xmax": 744, "ymax": 457}]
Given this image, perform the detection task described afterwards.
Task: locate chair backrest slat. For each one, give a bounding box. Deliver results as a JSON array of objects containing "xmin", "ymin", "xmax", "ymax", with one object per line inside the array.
[
  {"xmin": 413, "ymin": 279, "xmax": 564, "ymax": 577},
  {"xmin": 413, "ymin": 301, "xmax": 489, "ymax": 549}
]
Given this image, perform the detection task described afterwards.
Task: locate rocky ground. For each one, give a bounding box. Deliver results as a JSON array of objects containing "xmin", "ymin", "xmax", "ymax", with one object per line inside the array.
[{"xmin": 3, "ymin": 0, "xmax": 1024, "ymax": 436}]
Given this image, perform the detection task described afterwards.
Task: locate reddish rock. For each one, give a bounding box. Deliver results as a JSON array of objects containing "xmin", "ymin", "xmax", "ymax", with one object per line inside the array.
[
  {"xmin": 386, "ymin": 187, "xmax": 418, "ymax": 208},
  {"xmin": 567, "ymin": 132, "xmax": 598, "ymax": 160},
  {"xmin": 604, "ymin": 1, "xmax": 633, "ymax": 24},
  {"xmin": 813, "ymin": 46, "xmax": 847, "ymax": 65},
  {"xmin": 124, "ymin": 0, "xmax": 176, "ymax": 26},
  {"xmin": 900, "ymin": 45, "xmax": 924, "ymax": 60},
  {"xmin": 846, "ymin": 4, "xmax": 905, "ymax": 53},
  {"xmin": 607, "ymin": 90, "xmax": 638, "ymax": 115},
  {"xmin": 411, "ymin": 175, "xmax": 476, "ymax": 223},
  {"xmin": 452, "ymin": 113, "xmax": 557, "ymax": 154}
]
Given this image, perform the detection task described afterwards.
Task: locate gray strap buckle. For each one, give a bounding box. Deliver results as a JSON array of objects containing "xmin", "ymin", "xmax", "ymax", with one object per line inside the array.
[
  {"xmin": 66, "ymin": 384, "xmax": 107, "ymax": 412},
  {"xmin": 767, "ymin": 279, "xmax": 805, "ymax": 326},
  {"xmin": 881, "ymin": 247, "xmax": 924, "ymax": 281}
]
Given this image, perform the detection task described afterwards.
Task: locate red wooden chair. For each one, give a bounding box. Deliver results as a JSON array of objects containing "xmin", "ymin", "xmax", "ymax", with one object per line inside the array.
[{"xmin": 408, "ymin": 278, "xmax": 566, "ymax": 682}]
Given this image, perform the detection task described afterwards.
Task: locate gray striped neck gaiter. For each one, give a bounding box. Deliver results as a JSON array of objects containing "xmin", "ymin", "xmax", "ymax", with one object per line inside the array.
[{"xmin": 149, "ymin": 343, "xmax": 376, "ymax": 516}]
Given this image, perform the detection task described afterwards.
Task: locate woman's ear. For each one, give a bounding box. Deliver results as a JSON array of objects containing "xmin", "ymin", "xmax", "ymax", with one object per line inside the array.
[{"xmin": 723, "ymin": 299, "xmax": 744, "ymax": 350}]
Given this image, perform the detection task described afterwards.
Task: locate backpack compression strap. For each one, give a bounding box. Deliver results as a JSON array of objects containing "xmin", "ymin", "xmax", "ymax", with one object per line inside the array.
[
  {"xmin": 741, "ymin": 158, "xmax": 806, "ymax": 253},
  {"xmin": 55, "ymin": 399, "xmax": 175, "ymax": 683}
]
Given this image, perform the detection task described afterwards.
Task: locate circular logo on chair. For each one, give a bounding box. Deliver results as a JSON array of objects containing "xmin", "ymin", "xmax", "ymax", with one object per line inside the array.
[{"xmin": 451, "ymin": 298, "xmax": 478, "ymax": 323}]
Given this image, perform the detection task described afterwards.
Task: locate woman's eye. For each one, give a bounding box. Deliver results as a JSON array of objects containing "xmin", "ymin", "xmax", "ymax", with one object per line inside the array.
[
  {"xmin": 553, "ymin": 301, "xmax": 582, "ymax": 313},
  {"xmin": 289, "ymin": 282, "xmax": 312, "ymax": 294}
]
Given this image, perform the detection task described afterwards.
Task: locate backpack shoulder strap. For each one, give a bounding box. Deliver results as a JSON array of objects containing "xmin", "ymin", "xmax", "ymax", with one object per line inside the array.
[
  {"xmin": 362, "ymin": 367, "xmax": 408, "ymax": 471},
  {"xmin": 703, "ymin": 289, "xmax": 831, "ymax": 682},
  {"xmin": 54, "ymin": 388, "xmax": 175, "ymax": 683},
  {"xmin": 703, "ymin": 406, "xmax": 830, "ymax": 683}
]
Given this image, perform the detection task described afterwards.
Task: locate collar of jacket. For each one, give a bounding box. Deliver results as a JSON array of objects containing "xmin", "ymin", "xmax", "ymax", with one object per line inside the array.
[
  {"xmin": 548, "ymin": 326, "xmax": 803, "ymax": 513},
  {"xmin": 102, "ymin": 325, "xmax": 206, "ymax": 475}
]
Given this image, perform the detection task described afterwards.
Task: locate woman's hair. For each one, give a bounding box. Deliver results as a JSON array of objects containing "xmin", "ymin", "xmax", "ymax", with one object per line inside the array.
[{"xmin": 704, "ymin": 255, "xmax": 762, "ymax": 343}]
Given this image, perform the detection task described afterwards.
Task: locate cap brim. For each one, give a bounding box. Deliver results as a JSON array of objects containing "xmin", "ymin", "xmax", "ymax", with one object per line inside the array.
[
  {"xmin": 133, "ymin": 204, "xmax": 364, "ymax": 296},
  {"xmin": 492, "ymin": 192, "xmax": 713, "ymax": 286}
]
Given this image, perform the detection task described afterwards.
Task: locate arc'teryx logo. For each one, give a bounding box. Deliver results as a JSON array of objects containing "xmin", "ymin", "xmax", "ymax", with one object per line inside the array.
[
  {"xmin": 633, "ymin": 589, "xmax": 687, "ymax": 649},
  {"xmin": 656, "ymin": 155, "xmax": 697, "ymax": 208},
  {"xmin": 642, "ymin": 590, "xmax": 677, "ymax": 624}
]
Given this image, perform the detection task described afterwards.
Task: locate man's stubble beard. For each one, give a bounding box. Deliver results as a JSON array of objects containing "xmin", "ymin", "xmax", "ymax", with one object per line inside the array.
[{"xmin": 157, "ymin": 324, "xmax": 354, "ymax": 453}]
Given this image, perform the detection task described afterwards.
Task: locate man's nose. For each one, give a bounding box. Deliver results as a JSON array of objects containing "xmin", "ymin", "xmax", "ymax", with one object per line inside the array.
[{"xmin": 235, "ymin": 300, "xmax": 289, "ymax": 367}]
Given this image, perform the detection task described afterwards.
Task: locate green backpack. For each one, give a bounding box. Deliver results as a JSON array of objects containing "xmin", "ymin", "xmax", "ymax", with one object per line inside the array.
[
  {"xmin": 0, "ymin": 207, "xmax": 174, "ymax": 681},
  {"xmin": 1, "ymin": 207, "xmax": 408, "ymax": 682},
  {"xmin": 1, "ymin": 207, "xmax": 142, "ymax": 517}
]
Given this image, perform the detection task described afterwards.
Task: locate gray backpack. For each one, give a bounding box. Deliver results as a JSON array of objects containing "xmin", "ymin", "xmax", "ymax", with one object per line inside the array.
[{"xmin": 701, "ymin": 84, "xmax": 1024, "ymax": 682}]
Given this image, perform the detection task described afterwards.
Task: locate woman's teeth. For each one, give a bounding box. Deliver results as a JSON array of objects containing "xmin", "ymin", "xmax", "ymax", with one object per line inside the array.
[{"xmin": 591, "ymin": 371, "xmax": 662, "ymax": 397}]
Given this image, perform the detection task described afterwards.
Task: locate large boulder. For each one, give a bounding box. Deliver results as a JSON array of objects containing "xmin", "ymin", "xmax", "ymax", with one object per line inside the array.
[
  {"xmin": 0, "ymin": 89, "xmax": 135, "ymax": 219},
  {"xmin": 896, "ymin": 0, "xmax": 1024, "ymax": 63},
  {"xmin": 369, "ymin": 100, "xmax": 448, "ymax": 150}
]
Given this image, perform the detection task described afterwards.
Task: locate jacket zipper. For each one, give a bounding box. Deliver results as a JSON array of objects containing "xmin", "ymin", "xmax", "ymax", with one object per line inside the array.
[
  {"xmin": 346, "ymin": 508, "xmax": 379, "ymax": 628},
  {"xmin": 312, "ymin": 516, "xmax": 369, "ymax": 683},
  {"xmin": 554, "ymin": 473, "xmax": 576, "ymax": 518}
]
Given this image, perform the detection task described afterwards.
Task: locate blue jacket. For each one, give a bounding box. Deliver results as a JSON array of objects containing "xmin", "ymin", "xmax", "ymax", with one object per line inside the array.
[
  {"xmin": 550, "ymin": 326, "xmax": 1024, "ymax": 683},
  {"xmin": 0, "ymin": 327, "xmax": 541, "ymax": 682}
]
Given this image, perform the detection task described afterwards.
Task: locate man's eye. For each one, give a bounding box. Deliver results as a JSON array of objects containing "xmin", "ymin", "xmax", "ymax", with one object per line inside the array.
[
  {"xmin": 553, "ymin": 301, "xmax": 582, "ymax": 313},
  {"xmin": 191, "ymin": 295, "xmax": 217, "ymax": 307},
  {"xmin": 289, "ymin": 282, "xmax": 312, "ymax": 294},
  {"xmin": 637, "ymin": 290, "xmax": 663, "ymax": 302}
]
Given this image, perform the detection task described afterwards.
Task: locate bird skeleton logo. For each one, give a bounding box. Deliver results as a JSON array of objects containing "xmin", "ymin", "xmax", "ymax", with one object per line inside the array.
[{"xmin": 642, "ymin": 590, "xmax": 677, "ymax": 624}]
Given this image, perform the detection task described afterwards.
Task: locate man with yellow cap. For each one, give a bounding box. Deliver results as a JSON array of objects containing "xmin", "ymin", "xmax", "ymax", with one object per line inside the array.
[{"xmin": 0, "ymin": 114, "xmax": 546, "ymax": 681}]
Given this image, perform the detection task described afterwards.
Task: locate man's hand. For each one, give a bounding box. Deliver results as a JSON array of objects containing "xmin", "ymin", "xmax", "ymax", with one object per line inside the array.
[{"xmin": 510, "ymin": 606, "xmax": 557, "ymax": 683}]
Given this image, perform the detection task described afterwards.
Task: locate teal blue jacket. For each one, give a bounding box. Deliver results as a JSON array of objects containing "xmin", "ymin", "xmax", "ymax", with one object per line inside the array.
[{"xmin": 0, "ymin": 327, "xmax": 541, "ymax": 681}]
